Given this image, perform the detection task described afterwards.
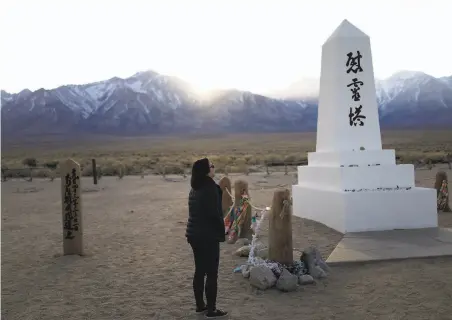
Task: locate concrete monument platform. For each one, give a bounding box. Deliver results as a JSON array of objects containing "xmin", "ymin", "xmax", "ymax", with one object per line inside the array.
[{"xmin": 326, "ymin": 227, "xmax": 452, "ymax": 265}]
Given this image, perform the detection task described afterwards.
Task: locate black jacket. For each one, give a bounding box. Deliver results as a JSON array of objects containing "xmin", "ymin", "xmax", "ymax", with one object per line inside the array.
[{"xmin": 186, "ymin": 177, "xmax": 226, "ymax": 242}]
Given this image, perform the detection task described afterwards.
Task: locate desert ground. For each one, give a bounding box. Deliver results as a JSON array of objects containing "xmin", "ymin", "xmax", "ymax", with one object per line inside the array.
[{"xmin": 2, "ymin": 164, "xmax": 452, "ymax": 320}]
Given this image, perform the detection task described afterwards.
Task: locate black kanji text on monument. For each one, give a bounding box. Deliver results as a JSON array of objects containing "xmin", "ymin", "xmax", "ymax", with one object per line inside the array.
[
  {"xmin": 347, "ymin": 78, "xmax": 364, "ymax": 102},
  {"xmin": 349, "ymin": 106, "xmax": 366, "ymax": 126},
  {"xmin": 346, "ymin": 51, "xmax": 363, "ymax": 74},
  {"xmin": 63, "ymin": 168, "xmax": 80, "ymax": 240},
  {"xmin": 346, "ymin": 51, "xmax": 366, "ymax": 126}
]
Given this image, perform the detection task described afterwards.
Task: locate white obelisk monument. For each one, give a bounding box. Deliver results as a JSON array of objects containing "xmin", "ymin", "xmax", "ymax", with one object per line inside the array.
[{"xmin": 292, "ymin": 20, "xmax": 438, "ymax": 233}]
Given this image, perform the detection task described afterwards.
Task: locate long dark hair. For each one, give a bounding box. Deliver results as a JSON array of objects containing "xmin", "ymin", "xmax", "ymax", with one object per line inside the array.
[{"xmin": 190, "ymin": 158, "xmax": 211, "ymax": 190}]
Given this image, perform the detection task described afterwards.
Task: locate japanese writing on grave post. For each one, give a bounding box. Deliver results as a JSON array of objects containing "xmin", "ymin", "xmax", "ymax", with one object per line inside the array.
[
  {"xmin": 63, "ymin": 168, "xmax": 80, "ymax": 240},
  {"xmin": 346, "ymin": 51, "xmax": 366, "ymax": 126}
]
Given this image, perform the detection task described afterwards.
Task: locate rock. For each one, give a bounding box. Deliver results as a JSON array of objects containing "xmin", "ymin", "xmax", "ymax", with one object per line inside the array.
[
  {"xmin": 276, "ymin": 269, "xmax": 298, "ymax": 292},
  {"xmin": 235, "ymin": 245, "xmax": 251, "ymax": 257},
  {"xmin": 317, "ymin": 259, "xmax": 330, "ymax": 273},
  {"xmin": 236, "ymin": 238, "xmax": 250, "ymax": 246},
  {"xmin": 311, "ymin": 265, "xmax": 327, "ymax": 279},
  {"xmin": 310, "ymin": 246, "xmax": 330, "ymax": 272},
  {"xmin": 256, "ymin": 248, "xmax": 268, "ymax": 259},
  {"xmin": 248, "ymin": 241, "xmax": 266, "ymax": 257},
  {"xmin": 249, "ymin": 265, "xmax": 277, "ymax": 290},
  {"xmin": 298, "ymin": 274, "xmax": 315, "ymax": 285},
  {"xmin": 301, "ymin": 246, "xmax": 330, "ymax": 274},
  {"xmin": 254, "ymin": 241, "xmax": 266, "ymax": 251},
  {"xmin": 301, "ymin": 248, "xmax": 316, "ymax": 274},
  {"xmin": 241, "ymin": 265, "xmax": 250, "ymax": 278}
]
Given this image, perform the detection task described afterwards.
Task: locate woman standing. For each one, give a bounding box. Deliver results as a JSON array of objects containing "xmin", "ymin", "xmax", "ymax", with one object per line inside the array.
[{"xmin": 186, "ymin": 158, "xmax": 228, "ymax": 319}]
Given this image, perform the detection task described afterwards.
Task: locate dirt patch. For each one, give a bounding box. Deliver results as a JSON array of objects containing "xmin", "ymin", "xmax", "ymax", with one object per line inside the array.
[{"xmin": 2, "ymin": 168, "xmax": 452, "ymax": 320}]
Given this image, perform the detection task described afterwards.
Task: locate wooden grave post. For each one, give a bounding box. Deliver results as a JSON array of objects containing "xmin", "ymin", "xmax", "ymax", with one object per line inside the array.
[
  {"xmin": 435, "ymin": 171, "xmax": 451, "ymax": 212},
  {"xmin": 118, "ymin": 164, "xmax": 125, "ymax": 179},
  {"xmin": 61, "ymin": 159, "xmax": 83, "ymax": 255},
  {"xmin": 92, "ymin": 159, "xmax": 98, "ymax": 185},
  {"xmin": 219, "ymin": 176, "xmax": 233, "ymax": 217},
  {"xmin": 234, "ymin": 179, "xmax": 253, "ymax": 240},
  {"xmin": 268, "ymin": 188, "xmax": 293, "ymax": 265}
]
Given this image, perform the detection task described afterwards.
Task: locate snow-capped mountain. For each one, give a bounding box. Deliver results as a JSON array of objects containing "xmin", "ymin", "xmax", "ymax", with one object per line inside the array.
[
  {"xmin": 1, "ymin": 70, "xmax": 451, "ymax": 136},
  {"xmin": 440, "ymin": 76, "xmax": 452, "ymax": 88},
  {"xmin": 375, "ymin": 71, "xmax": 452, "ymax": 127},
  {"xmin": 267, "ymin": 71, "xmax": 452, "ymax": 128}
]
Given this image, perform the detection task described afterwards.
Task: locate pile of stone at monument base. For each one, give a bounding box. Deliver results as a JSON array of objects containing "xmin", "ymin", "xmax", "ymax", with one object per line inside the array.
[
  {"xmin": 219, "ymin": 177, "xmax": 331, "ymax": 292},
  {"xmin": 234, "ymin": 240, "xmax": 330, "ymax": 292}
]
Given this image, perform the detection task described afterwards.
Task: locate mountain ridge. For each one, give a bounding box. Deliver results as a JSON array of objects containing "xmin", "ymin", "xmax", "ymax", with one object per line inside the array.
[{"xmin": 2, "ymin": 70, "xmax": 451, "ymax": 137}]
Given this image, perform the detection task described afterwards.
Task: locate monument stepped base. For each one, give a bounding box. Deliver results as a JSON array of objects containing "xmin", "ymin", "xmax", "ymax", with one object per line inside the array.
[
  {"xmin": 308, "ymin": 149, "xmax": 396, "ymax": 167},
  {"xmin": 297, "ymin": 164, "xmax": 415, "ymax": 191},
  {"xmin": 292, "ymin": 185, "xmax": 438, "ymax": 234}
]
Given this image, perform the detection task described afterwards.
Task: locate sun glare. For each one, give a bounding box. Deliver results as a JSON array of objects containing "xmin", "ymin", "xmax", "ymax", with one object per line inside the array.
[
  {"xmin": 1, "ymin": 0, "xmax": 450, "ymax": 93},
  {"xmin": 189, "ymin": 79, "xmax": 218, "ymax": 95}
]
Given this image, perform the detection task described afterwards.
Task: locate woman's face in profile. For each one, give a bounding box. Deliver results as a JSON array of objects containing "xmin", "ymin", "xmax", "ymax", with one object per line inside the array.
[{"xmin": 208, "ymin": 162, "xmax": 215, "ymax": 178}]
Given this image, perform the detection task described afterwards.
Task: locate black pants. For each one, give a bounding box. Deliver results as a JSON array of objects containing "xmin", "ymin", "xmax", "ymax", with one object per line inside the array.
[{"xmin": 189, "ymin": 239, "xmax": 220, "ymax": 311}]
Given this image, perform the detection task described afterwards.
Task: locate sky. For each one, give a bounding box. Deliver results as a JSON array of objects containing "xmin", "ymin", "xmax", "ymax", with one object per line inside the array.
[{"xmin": 1, "ymin": 0, "xmax": 451, "ymax": 94}]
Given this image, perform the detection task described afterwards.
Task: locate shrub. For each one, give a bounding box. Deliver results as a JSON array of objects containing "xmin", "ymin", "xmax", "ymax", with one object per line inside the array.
[
  {"xmin": 22, "ymin": 157, "xmax": 37, "ymax": 167},
  {"xmin": 43, "ymin": 160, "xmax": 59, "ymax": 170},
  {"xmin": 163, "ymin": 164, "xmax": 185, "ymax": 175}
]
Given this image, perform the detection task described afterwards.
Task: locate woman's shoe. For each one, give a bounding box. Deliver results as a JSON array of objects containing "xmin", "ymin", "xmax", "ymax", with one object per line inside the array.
[
  {"xmin": 205, "ymin": 308, "xmax": 228, "ymax": 319},
  {"xmin": 196, "ymin": 306, "xmax": 208, "ymax": 315}
]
